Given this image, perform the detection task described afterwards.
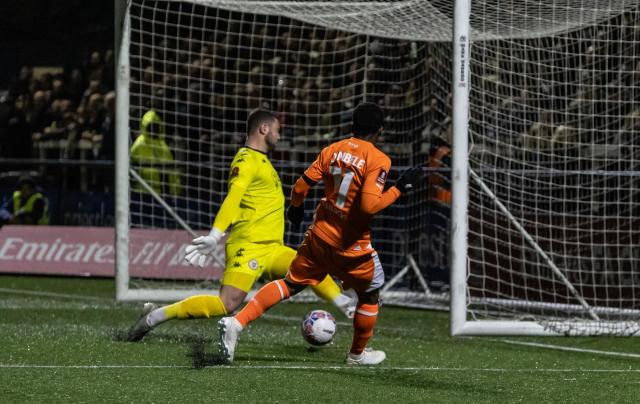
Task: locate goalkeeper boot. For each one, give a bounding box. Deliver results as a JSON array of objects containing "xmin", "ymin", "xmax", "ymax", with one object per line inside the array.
[
  {"xmin": 125, "ymin": 302, "xmax": 158, "ymax": 342},
  {"xmin": 334, "ymin": 292, "xmax": 357, "ymax": 319},
  {"xmin": 345, "ymin": 347, "xmax": 386, "ymax": 365},
  {"xmin": 338, "ymin": 301, "xmax": 356, "ymax": 319},
  {"xmin": 218, "ymin": 317, "xmax": 243, "ymax": 364}
]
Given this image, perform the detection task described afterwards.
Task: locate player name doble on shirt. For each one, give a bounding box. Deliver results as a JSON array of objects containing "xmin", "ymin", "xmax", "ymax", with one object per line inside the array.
[{"xmin": 330, "ymin": 150, "xmax": 366, "ymax": 170}]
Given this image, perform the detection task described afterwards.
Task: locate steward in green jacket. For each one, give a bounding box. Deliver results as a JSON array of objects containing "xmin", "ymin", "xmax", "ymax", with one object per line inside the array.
[{"xmin": 130, "ymin": 110, "xmax": 180, "ymax": 196}]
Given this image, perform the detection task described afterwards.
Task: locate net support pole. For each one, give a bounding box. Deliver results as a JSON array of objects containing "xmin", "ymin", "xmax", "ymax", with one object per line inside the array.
[
  {"xmin": 449, "ymin": 0, "xmax": 472, "ymax": 336},
  {"xmin": 129, "ymin": 168, "xmax": 197, "ymax": 238},
  {"xmin": 469, "ymin": 169, "xmax": 599, "ymax": 320},
  {"xmin": 129, "ymin": 168, "xmax": 226, "ymax": 268},
  {"xmin": 115, "ymin": 4, "xmax": 131, "ymax": 301}
]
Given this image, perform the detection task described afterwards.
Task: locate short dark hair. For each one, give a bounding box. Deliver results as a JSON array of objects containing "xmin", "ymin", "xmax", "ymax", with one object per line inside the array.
[
  {"xmin": 17, "ymin": 175, "xmax": 36, "ymax": 188},
  {"xmin": 352, "ymin": 102, "xmax": 384, "ymax": 137},
  {"xmin": 247, "ymin": 109, "xmax": 278, "ymax": 135}
]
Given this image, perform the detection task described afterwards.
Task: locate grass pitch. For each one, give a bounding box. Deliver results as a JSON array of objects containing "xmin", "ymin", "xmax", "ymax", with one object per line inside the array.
[{"xmin": 1, "ymin": 275, "xmax": 639, "ymax": 403}]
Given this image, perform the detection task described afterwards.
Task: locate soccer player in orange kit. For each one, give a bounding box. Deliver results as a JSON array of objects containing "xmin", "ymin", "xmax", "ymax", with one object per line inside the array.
[{"xmin": 218, "ymin": 102, "xmax": 423, "ymax": 365}]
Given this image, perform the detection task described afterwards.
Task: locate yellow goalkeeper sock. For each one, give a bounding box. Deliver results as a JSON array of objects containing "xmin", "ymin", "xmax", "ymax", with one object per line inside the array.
[
  {"xmin": 162, "ymin": 295, "xmax": 228, "ymax": 320},
  {"xmin": 310, "ymin": 276, "xmax": 341, "ymax": 303}
]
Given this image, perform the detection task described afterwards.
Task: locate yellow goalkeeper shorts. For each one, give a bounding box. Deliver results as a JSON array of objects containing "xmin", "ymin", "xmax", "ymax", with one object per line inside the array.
[{"xmin": 221, "ymin": 242, "xmax": 296, "ymax": 292}]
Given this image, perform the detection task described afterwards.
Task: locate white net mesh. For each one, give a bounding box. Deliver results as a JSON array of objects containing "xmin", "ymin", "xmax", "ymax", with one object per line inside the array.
[
  {"xmin": 124, "ymin": 0, "xmax": 435, "ymax": 298},
  {"xmin": 464, "ymin": 5, "xmax": 640, "ymax": 334},
  {"xmin": 121, "ymin": 0, "xmax": 640, "ymax": 333}
]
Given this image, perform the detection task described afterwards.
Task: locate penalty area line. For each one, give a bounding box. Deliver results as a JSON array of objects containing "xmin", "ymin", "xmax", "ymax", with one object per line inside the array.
[
  {"xmin": 493, "ymin": 338, "xmax": 640, "ymax": 359},
  {"xmin": 2, "ymin": 364, "xmax": 640, "ymax": 372}
]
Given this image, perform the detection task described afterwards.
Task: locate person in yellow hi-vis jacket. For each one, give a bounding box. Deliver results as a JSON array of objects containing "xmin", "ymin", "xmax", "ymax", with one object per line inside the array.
[
  {"xmin": 130, "ymin": 110, "xmax": 180, "ymax": 227},
  {"xmin": 0, "ymin": 175, "xmax": 49, "ymax": 227}
]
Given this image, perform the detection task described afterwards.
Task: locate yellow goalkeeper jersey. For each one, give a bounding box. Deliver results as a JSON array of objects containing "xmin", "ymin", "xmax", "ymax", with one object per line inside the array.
[{"xmin": 214, "ymin": 147, "xmax": 285, "ymax": 245}]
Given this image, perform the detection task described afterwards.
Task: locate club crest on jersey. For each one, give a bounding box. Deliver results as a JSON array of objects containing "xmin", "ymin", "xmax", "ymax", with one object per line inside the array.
[
  {"xmin": 231, "ymin": 167, "xmax": 240, "ymax": 178},
  {"xmin": 248, "ymin": 259, "xmax": 259, "ymax": 270},
  {"xmin": 377, "ymin": 170, "xmax": 388, "ymax": 185}
]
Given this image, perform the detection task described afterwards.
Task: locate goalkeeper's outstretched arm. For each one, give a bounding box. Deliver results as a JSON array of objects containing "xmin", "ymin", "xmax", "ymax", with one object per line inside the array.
[{"xmin": 211, "ymin": 183, "xmax": 247, "ymax": 233}]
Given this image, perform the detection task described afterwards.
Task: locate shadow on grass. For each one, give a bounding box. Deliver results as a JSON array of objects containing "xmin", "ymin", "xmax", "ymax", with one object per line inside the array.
[
  {"xmin": 110, "ymin": 328, "xmax": 213, "ymax": 345},
  {"xmin": 188, "ymin": 340, "xmax": 228, "ymax": 369}
]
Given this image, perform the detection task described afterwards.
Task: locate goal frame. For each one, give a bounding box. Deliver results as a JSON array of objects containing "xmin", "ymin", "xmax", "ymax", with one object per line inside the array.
[
  {"xmin": 114, "ymin": 3, "xmax": 132, "ymax": 302},
  {"xmin": 448, "ymin": 0, "xmax": 640, "ymax": 336},
  {"xmin": 115, "ymin": 4, "xmax": 213, "ymax": 302},
  {"xmin": 114, "ymin": 1, "xmax": 638, "ymax": 331}
]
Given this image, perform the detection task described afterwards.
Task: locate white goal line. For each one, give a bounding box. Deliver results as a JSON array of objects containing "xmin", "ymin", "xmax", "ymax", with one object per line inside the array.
[{"xmin": 2, "ymin": 363, "xmax": 640, "ymax": 373}]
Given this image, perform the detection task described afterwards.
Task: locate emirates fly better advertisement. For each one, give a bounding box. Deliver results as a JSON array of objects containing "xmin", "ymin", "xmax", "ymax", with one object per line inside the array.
[{"xmin": 0, "ymin": 225, "xmax": 225, "ymax": 279}]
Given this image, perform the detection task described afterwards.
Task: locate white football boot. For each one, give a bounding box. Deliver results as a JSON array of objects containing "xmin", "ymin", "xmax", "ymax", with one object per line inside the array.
[
  {"xmin": 125, "ymin": 302, "xmax": 158, "ymax": 342},
  {"xmin": 345, "ymin": 347, "xmax": 386, "ymax": 365},
  {"xmin": 218, "ymin": 317, "xmax": 243, "ymax": 363}
]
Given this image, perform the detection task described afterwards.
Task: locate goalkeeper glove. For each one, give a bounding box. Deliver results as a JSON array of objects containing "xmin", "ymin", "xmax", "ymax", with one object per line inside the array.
[
  {"xmin": 184, "ymin": 227, "xmax": 223, "ymax": 268},
  {"xmin": 287, "ymin": 204, "xmax": 304, "ymax": 228},
  {"xmin": 394, "ymin": 166, "xmax": 424, "ymax": 194}
]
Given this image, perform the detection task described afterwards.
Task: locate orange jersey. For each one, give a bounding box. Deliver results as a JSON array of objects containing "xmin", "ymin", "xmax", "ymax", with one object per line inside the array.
[{"xmin": 291, "ymin": 137, "xmax": 401, "ymax": 250}]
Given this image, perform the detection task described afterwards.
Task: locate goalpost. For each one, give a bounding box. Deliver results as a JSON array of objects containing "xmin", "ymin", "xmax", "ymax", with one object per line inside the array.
[
  {"xmin": 116, "ymin": 0, "xmax": 640, "ymax": 335},
  {"xmin": 450, "ymin": 1, "xmax": 640, "ymax": 336}
]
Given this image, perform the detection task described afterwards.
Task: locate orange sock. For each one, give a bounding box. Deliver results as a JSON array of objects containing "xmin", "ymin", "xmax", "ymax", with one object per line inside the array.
[
  {"xmin": 350, "ymin": 303, "xmax": 379, "ymax": 355},
  {"xmin": 235, "ymin": 279, "xmax": 290, "ymax": 327}
]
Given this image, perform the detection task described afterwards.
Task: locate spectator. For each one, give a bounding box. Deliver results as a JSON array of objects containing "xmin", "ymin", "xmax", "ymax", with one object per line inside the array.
[
  {"xmin": 102, "ymin": 50, "xmax": 115, "ymax": 90},
  {"xmin": 130, "ymin": 110, "xmax": 180, "ymax": 196},
  {"xmin": 98, "ymin": 91, "xmax": 115, "ymax": 160},
  {"xmin": 0, "ymin": 95, "xmax": 31, "ymax": 160},
  {"xmin": 79, "ymin": 79, "xmax": 104, "ymax": 111},
  {"xmin": 39, "ymin": 99, "xmax": 77, "ymax": 144},
  {"xmin": 9, "ymin": 66, "xmax": 33, "ymax": 99},
  {"xmin": 67, "ymin": 68, "xmax": 86, "ymax": 105},
  {"xmin": 78, "ymin": 93, "xmax": 105, "ymax": 145},
  {"xmin": 86, "ymin": 51, "xmax": 104, "ymax": 83},
  {"xmin": 90, "ymin": 91, "xmax": 116, "ymax": 193},
  {"xmin": 130, "ymin": 110, "xmax": 181, "ymax": 228},
  {"xmin": 50, "ymin": 76, "xmax": 69, "ymax": 102},
  {"xmin": 28, "ymin": 90, "xmax": 52, "ymax": 135},
  {"xmin": 33, "ymin": 72, "xmax": 53, "ymax": 94},
  {"xmin": 0, "ymin": 175, "xmax": 49, "ymax": 226},
  {"xmin": 427, "ymin": 132, "xmax": 452, "ymax": 206}
]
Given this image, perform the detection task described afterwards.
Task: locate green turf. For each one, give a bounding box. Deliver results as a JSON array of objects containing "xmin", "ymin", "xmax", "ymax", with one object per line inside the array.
[{"xmin": 1, "ymin": 275, "xmax": 639, "ymax": 403}]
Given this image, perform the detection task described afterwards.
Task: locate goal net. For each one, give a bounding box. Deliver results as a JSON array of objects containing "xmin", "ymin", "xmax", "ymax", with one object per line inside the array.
[
  {"xmin": 116, "ymin": 0, "xmax": 640, "ymax": 335},
  {"xmin": 450, "ymin": 2, "xmax": 640, "ymax": 335},
  {"xmin": 116, "ymin": 0, "xmax": 441, "ymax": 304}
]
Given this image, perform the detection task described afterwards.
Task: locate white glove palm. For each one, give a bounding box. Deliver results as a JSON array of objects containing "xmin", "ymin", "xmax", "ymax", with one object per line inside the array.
[{"xmin": 184, "ymin": 228, "xmax": 223, "ymax": 268}]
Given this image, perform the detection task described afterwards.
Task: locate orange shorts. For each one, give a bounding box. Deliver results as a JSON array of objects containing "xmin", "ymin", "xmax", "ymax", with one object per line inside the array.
[{"xmin": 286, "ymin": 231, "xmax": 384, "ymax": 293}]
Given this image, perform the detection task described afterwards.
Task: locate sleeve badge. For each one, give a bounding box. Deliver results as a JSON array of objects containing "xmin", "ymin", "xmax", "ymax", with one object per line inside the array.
[{"xmin": 377, "ymin": 169, "xmax": 388, "ymax": 185}]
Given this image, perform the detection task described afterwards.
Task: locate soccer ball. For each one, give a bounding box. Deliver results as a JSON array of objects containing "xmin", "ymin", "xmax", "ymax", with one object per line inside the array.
[{"xmin": 301, "ymin": 309, "xmax": 336, "ymax": 346}]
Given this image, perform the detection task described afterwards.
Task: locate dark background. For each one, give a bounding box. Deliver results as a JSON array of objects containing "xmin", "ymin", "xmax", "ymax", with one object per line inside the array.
[{"xmin": 0, "ymin": 0, "xmax": 114, "ymax": 88}]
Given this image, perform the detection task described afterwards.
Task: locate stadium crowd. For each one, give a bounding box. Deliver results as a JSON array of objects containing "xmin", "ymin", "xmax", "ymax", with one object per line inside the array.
[
  {"xmin": 1, "ymin": 6, "xmax": 637, "ymax": 197},
  {"xmin": 0, "ymin": 50, "xmax": 115, "ymax": 191}
]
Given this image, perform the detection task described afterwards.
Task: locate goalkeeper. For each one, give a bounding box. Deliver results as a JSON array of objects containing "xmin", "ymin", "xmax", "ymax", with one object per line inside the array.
[{"xmin": 126, "ymin": 109, "xmax": 354, "ymax": 342}]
